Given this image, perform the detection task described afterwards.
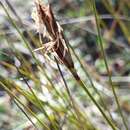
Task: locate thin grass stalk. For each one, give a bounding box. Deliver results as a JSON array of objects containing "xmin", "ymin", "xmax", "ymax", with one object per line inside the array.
[
  {"xmin": 37, "ymin": 34, "xmax": 73, "ymax": 108},
  {"xmin": 37, "ymin": 33, "xmax": 80, "ymax": 125},
  {"xmin": 14, "ymin": 99, "xmax": 39, "ymax": 130},
  {"xmin": 5, "ymin": 38, "xmax": 38, "ymax": 80},
  {"xmin": 0, "ymin": 81, "xmax": 50, "ymax": 130},
  {"xmin": 31, "ymin": 1, "xmax": 117, "ymax": 129},
  {"xmin": 55, "ymin": 57, "xmax": 91, "ymax": 130},
  {"xmin": 39, "ymin": 64, "xmax": 77, "ymax": 117},
  {"xmin": 102, "ymin": 0, "xmax": 130, "ymax": 43},
  {"xmin": 67, "ymin": 33, "xmax": 113, "ymax": 120},
  {"xmin": 5, "ymin": 0, "xmax": 21, "ymax": 22},
  {"xmin": 6, "ymin": 36, "xmax": 73, "ymax": 119},
  {"xmin": 0, "ymin": 2, "xmax": 37, "ymax": 60},
  {"xmin": 4, "ymin": 34, "xmax": 58, "ymax": 129},
  {"xmin": 1, "ymin": 2, "xmax": 70, "ymax": 116},
  {"xmin": 91, "ymin": 0, "xmax": 128, "ymax": 130},
  {"xmin": 40, "ymin": 66, "xmax": 73, "ymax": 109},
  {"xmin": 64, "ymin": 32, "xmax": 114, "ymax": 121},
  {"xmin": 69, "ymin": 67, "xmax": 117, "ymax": 130},
  {"xmin": 6, "ymin": 39, "xmax": 66, "ymax": 130},
  {"xmin": 15, "ymin": 67, "xmax": 58, "ymax": 128},
  {"xmin": 0, "ymin": 7, "xmax": 61, "ymax": 129},
  {"xmin": 55, "ymin": 57, "xmax": 81, "ymax": 129},
  {"xmin": 5, "ymin": 0, "xmax": 43, "ymax": 50},
  {"xmin": 74, "ymin": 23, "xmax": 128, "ymax": 53},
  {"xmin": 68, "ymin": 43, "xmax": 114, "ymax": 121}
]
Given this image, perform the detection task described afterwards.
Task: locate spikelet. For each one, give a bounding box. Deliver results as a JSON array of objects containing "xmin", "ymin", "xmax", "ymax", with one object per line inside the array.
[{"xmin": 32, "ymin": 0, "xmax": 75, "ymax": 70}]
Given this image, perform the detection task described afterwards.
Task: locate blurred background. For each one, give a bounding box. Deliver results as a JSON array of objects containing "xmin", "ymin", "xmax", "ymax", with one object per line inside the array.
[{"xmin": 0, "ymin": 0, "xmax": 130, "ymax": 130}]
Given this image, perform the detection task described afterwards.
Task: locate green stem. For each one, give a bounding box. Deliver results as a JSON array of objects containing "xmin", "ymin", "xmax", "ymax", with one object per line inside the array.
[
  {"xmin": 69, "ymin": 43, "xmax": 114, "ymax": 122},
  {"xmin": 91, "ymin": 0, "xmax": 128, "ymax": 130},
  {"xmin": 55, "ymin": 57, "xmax": 94, "ymax": 130},
  {"xmin": 0, "ymin": 81, "xmax": 50, "ymax": 130},
  {"xmin": 14, "ymin": 99, "xmax": 39, "ymax": 130},
  {"xmin": 1, "ymin": 3, "xmax": 71, "ymax": 125},
  {"xmin": 69, "ymin": 68, "xmax": 117, "ymax": 130}
]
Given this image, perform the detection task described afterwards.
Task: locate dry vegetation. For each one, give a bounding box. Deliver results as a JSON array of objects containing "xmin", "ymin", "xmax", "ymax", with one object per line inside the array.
[{"xmin": 0, "ymin": 0, "xmax": 130, "ymax": 130}]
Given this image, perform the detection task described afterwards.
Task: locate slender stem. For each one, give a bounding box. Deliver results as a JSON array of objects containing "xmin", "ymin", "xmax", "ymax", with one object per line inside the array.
[
  {"xmin": 69, "ymin": 67, "xmax": 117, "ymax": 130},
  {"xmin": 14, "ymin": 99, "xmax": 39, "ymax": 130},
  {"xmin": 1, "ymin": 2, "xmax": 71, "ymax": 121},
  {"xmin": 55, "ymin": 57, "xmax": 92, "ymax": 130},
  {"xmin": 91, "ymin": 0, "xmax": 128, "ymax": 130},
  {"xmin": 0, "ymin": 81, "xmax": 50, "ymax": 130},
  {"xmin": 69, "ymin": 43, "xmax": 114, "ymax": 122},
  {"xmin": 5, "ymin": 33, "xmax": 57, "ymax": 129},
  {"xmin": 64, "ymin": 29, "xmax": 114, "ymax": 122},
  {"xmin": 16, "ymin": 67, "xmax": 50, "ymax": 118}
]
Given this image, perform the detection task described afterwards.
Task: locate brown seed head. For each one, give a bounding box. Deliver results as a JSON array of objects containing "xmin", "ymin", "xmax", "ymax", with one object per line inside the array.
[{"xmin": 33, "ymin": 0, "xmax": 75, "ymax": 69}]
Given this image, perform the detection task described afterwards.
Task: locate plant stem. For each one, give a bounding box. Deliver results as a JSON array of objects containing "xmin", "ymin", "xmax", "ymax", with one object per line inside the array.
[
  {"xmin": 91, "ymin": 0, "xmax": 128, "ymax": 130},
  {"xmin": 0, "ymin": 81, "xmax": 50, "ymax": 130},
  {"xmin": 14, "ymin": 99, "xmax": 39, "ymax": 130},
  {"xmin": 69, "ymin": 43, "xmax": 114, "ymax": 122},
  {"xmin": 55, "ymin": 57, "xmax": 95, "ymax": 130},
  {"xmin": 69, "ymin": 67, "xmax": 117, "ymax": 130}
]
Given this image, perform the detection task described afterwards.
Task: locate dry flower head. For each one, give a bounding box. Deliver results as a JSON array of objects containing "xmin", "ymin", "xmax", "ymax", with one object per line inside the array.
[{"xmin": 32, "ymin": 0, "xmax": 75, "ymax": 69}]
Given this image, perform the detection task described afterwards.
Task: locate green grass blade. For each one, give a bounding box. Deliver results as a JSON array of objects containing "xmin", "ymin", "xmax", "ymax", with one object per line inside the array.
[{"xmin": 90, "ymin": 0, "xmax": 128, "ymax": 130}]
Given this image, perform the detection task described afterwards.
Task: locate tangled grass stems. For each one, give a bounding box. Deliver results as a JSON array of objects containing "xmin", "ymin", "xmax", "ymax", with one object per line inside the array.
[
  {"xmin": 55, "ymin": 57, "xmax": 83, "ymax": 129},
  {"xmin": 1, "ymin": 0, "xmax": 64, "ymax": 111},
  {"xmin": 31, "ymin": 1, "xmax": 117, "ymax": 129},
  {"xmin": 102, "ymin": 0, "xmax": 130, "ymax": 44},
  {"xmin": 2, "ymin": 5, "xmax": 83, "ymax": 129},
  {"xmin": 15, "ymin": 67, "xmax": 58, "ymax": 130},
  {"xmin": 1, "ymin": 0, "xmax": 125, "ymax": 129},
  {"xmin": 13, "ymin": 100, "xmax": 39, "ymax": 130},
  {"xmin": 5, "ymin": 20, "xmax": 77, "ymax": 125},
  {"xmin": 3, "ymin": 1, "xmax": 72, "ymax": 112},
  {"xmin": 0, "ymin": 3, "xmax": 69, "ymax": 129},
  {"xmin": 69, "ymin": 68, "xmax": 117, "ymax": 130},
  {"xmin": 0, "ymin": 75, "xmax": 38, "ymax": 129},
  {"xmin": 55, "ymin": 57, "xmax": 96, "ymax": 130},
  {"xmin": 68, "ymin": 41, "xmax": 114, "ymax": 122},
  {"xmin": 4, "ymin": 36, "xmax": 59, "ymax": 130},
  {"xmin": 0, "ymin": 81, "xmax": 50, "ymax": 130},
  {"xmin": 90, "ymin": 0, "xmax": 128, "ymax": 130}
]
